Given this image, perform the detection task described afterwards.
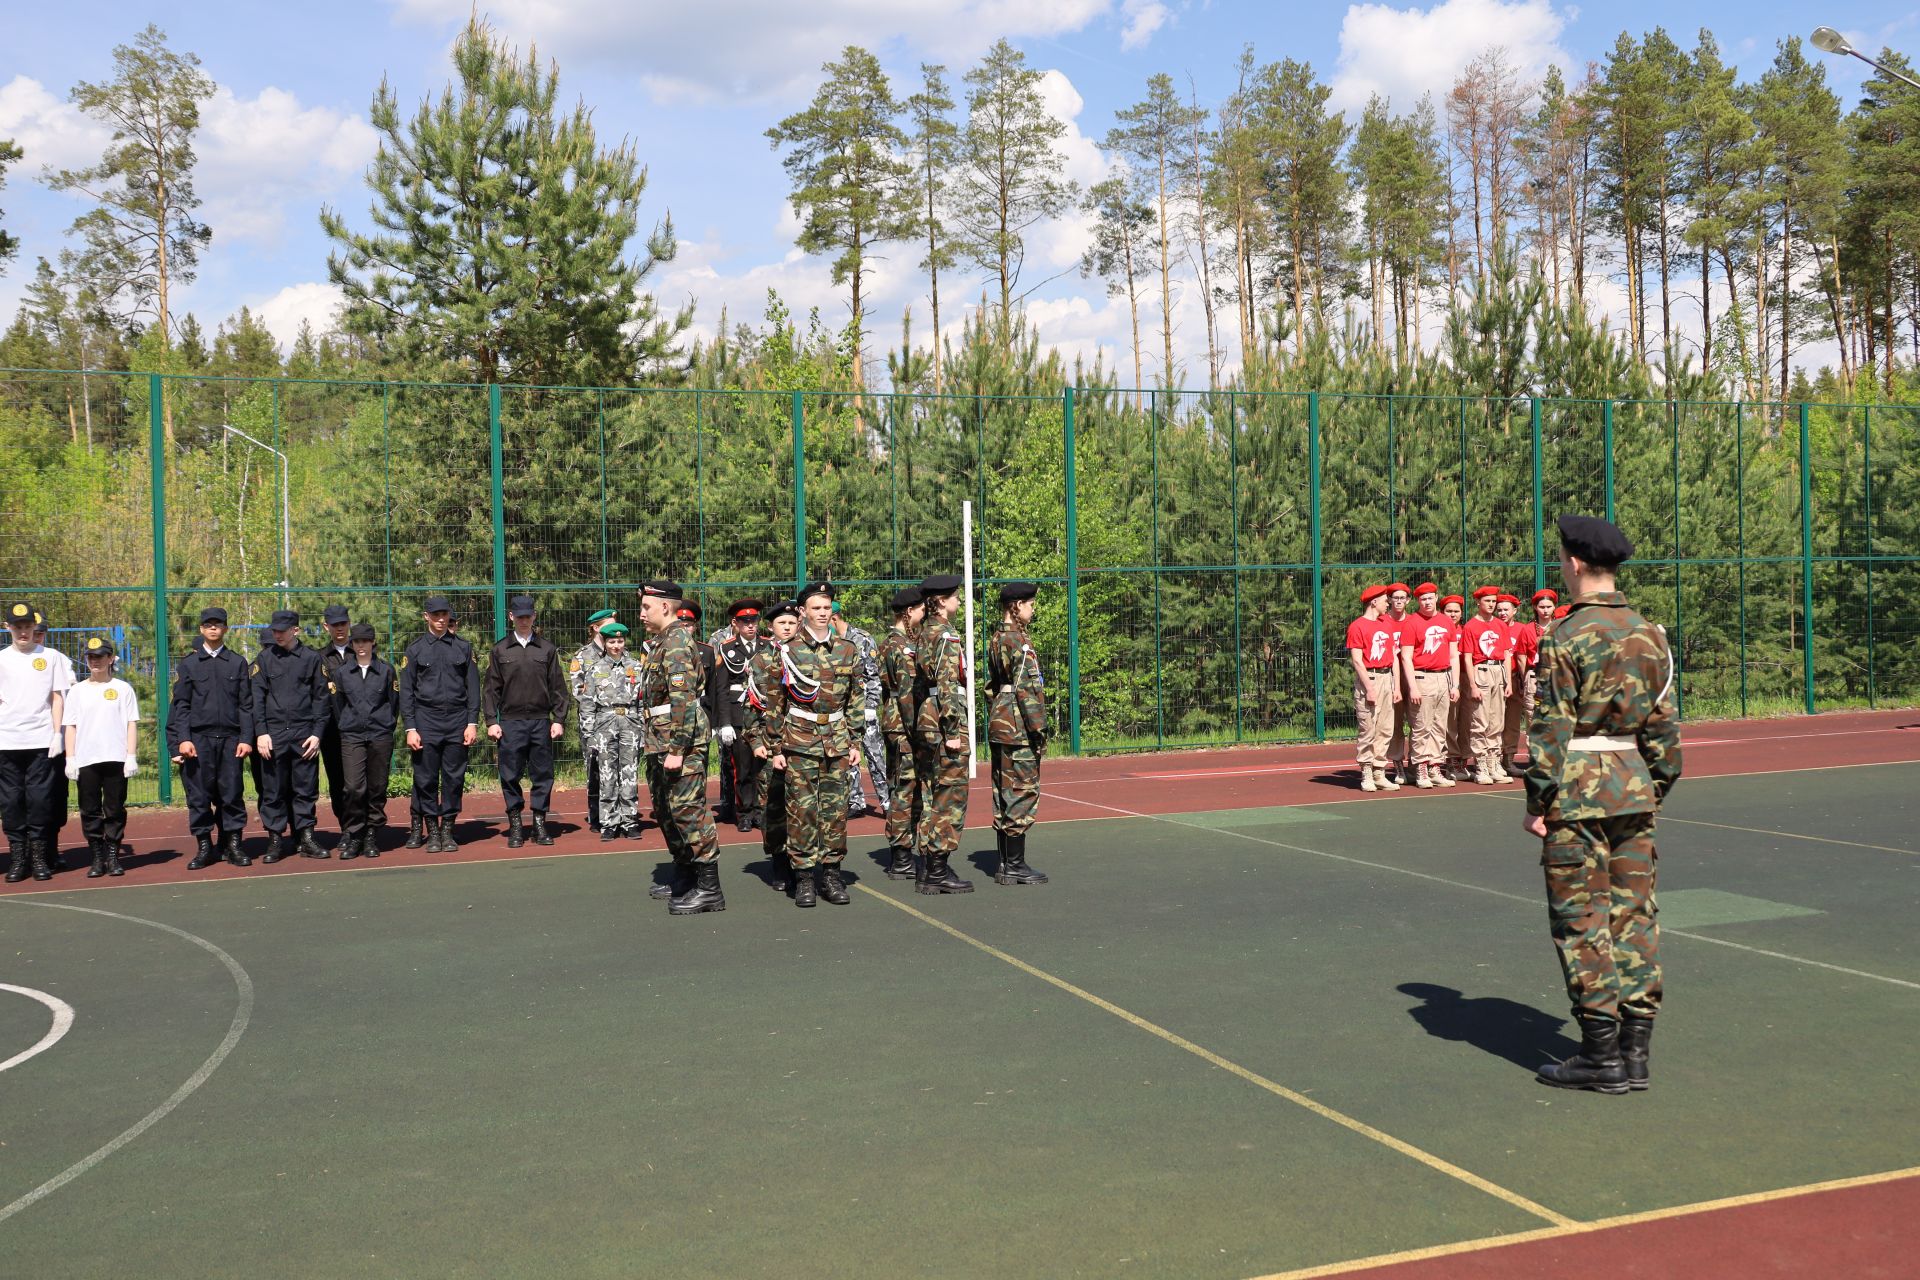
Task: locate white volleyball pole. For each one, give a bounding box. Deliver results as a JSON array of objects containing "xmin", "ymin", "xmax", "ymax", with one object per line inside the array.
[{"xmin": 962, "ymin": 500, "xmax": 978, "ymax": 779}]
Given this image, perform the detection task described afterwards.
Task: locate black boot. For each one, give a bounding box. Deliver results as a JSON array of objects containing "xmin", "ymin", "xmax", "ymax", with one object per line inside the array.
[
  {"xmin": 884, "ymin": 845, "xmax": 918, "ymax": 880},
  {"xmin": 222, "ymin": 831, "xmax": 251, "ymax": 867},
  {"xmin": 530, "ymin": 815, "xmax": 553, "ymax": 847},
  {"xmin": 28, "ymin": 840, "xmax": 53, "ymax": 881},
  {"xmin": 8, "ymin": 839, "xmax": 32, "ymax": 882},
  {"xmin": 669, "ymin": 860, "xmax": 726, "ymax": 915},
  {"xmin": 917, "ymin": 851, "xmax": 974, "ymax": 895},
  {"xmin": 260, "ymin": 832, "xmax": 287, "ymax": 864},
  {"xmin": 994, "ymin": 832, "xmax": 1048, "ymax": 885},
  {"xmin": 297, "ymin": 829, "xmax": 328, "ymax": 859},
  {"xmin": 1536, "ymin": 1015, "xmax": 1630, "ymax": 1094},
  {"xmin": 792, "ymin": 861, "xmax": 817, "ymax": 908},
  {"xmin": 818, "ymin": 863, "xmax": 850, "ymax": 905},
  {"xmin": 187, "ymin": 833, "xmax": 217, "ymax": 870},
  {"xmin": 1619, "ymin": 1017, "xmax": 1654, "ymax": 1092},
  {"xmin": 338, "ymin": 831, "xmax": 362, "ymax": 861},
  {"xmin": 506, "ymin": 815, "xmax": 525, "ymax": 848},
  {"xmin": 403, "ymin": 813, "xmax": 426, "ymax": 849},
  {"xmin": 88, "ymin": 839, "xmax": 108, "ymax": 878},
  {"xmin": 105, "ymin": 841, "xmax": 125, "ymax": 876},
  {"xmin": 42, "ymin": 840, "xmax": 63, "ymax": 873},
  {"xmin": 363, "ymin": 828, "xmax": 383, "ymax": 859},
  {"xmin": 650, "ymin": 861, "xmax": 691, "ymax": 900},
  {"xmin": 601, "ymin": 820, "xmax": 621, "ymax": 843},
  {"xmin": 422, "ymin": 818, "xmax": 443, "ymax": 853}
]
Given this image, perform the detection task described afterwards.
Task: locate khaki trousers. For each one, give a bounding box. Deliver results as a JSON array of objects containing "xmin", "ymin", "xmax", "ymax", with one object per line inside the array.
[
  {"xmin": 1409, "ymin": 670, "xmax": 1450, "ymax": 765},
  {"xmin": 1352, "ymin": 669, "xmax": 1395, "ymax": 768},
  {"xmin": 1502, "ymin": 670, "xmax": 1535, "ymax": 762},
  {"xmin": 1469, "ymin": 663, "xmax": 1506, "ymax": 758}
]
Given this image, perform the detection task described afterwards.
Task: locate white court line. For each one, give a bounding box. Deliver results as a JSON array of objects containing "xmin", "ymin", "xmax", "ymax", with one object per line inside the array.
[
  {"xmin": 0, "ymin": 984, "xmax": 75, "ymax": 1074},
  {"xmin": 0, "ymin": 900, "xmax": 254, "ymax": 1224},
  {"xmin": 1039, "ymin": 788, "xmax": 1920, "ymax": 993}
]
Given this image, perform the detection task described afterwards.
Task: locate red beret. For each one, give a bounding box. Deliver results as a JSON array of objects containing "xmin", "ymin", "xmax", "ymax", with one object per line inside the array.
[
  {"xmin": 1496, "ymin": 593, "xmax": 1520, "ymax": 606},
  {"xmin": 1531, "ymin": 588, "xmax": 1558, "ymax": 605},
  {"xmin": 1414, "ymin": 581, "xmax": 1438, "ymax": 595},
  {"xmin": 1360, "ymin": 584, "xmax": 1390, "ymax": 604},
  {"xmin": 1386, "ymin": 582, "xmax": 1411, "ymax": 595},
  {"xmin": 1552, "ymin": 604, "xmax": 1572, "ymax": 619},
  {"xmin": 1472, "ymin": 585, "xmax": 1502, "ymax": 599},
  {"xmin": 1439, "ymin": 594, "xmax": 1465, "ymax": 608}
]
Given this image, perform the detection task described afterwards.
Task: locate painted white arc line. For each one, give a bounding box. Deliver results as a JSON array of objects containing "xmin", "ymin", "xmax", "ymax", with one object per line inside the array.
[
  {"xmin": 0, "ymin": 900, "xmax": 254, "ymax": 1224},
  {"xmin": 0, "ymin": 984, "xmax": 76, "ymax": 1074}
]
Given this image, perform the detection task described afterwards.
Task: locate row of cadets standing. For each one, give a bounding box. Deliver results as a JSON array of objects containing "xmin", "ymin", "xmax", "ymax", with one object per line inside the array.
[{"xmin": 1, "ymin": 603, "xmax": 78, "ymax": 881}]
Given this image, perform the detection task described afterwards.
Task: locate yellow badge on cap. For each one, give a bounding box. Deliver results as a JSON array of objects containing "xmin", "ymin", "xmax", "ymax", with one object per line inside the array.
[
  {"xmin": 9, "ymin": 605, "xmax": 27, "ymax": 619},
  {"xmin": 103, "ymin": 688, "xmax": 118, "ymax": 701},
  {"xmin": 32, "ymin": 657, "xmax": 46, "ymax": 671}
]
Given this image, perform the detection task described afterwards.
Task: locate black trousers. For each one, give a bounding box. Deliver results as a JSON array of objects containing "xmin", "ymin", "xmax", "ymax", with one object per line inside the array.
[
  {"xmin": 320, "ymin": 727, "xmax": 345, "ymax": 826},
  {"xmin": 719, "ymin": 735, "xmax": 760, "ymax": 819},
  {"xmin": 77, "ymin": 763, "xmax": 128, "ymax": 846},
  {"xmin": 0, "ymin": 748, "xmax": 54, "ymax": 844},
  {"xmin": 339, "ymin": 736, "xmax": 394, "ymax": 839},
  {"xmin": 258, "ymin": 741, "xmax": 320, "ymax": 834},
  {"xmin": 47, "ymin": 750, "xmax": 70, "ymax": 840},
  {"xmin": 412, "ymin": 735, "xmax": 469, "ymax": 819},
  {"xmin": 496, "ymin": 719, "xmax": 554, "ymax": 816},
  {"xmin": 180, "ymin": 733, "xmax": 248, "ymax": 837}
]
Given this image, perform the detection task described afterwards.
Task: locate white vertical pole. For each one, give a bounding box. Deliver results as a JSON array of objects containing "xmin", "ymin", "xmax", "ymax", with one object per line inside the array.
[{"xmin": 962, "ymin": 500, "xmax": 978, "ymax": 779}]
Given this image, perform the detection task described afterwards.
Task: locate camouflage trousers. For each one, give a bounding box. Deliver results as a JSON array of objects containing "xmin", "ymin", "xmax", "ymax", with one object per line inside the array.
[
  {"xmin": 1542, "ymin": 813, "xmax": 1662, "ymax": 1020},
  {"xmin": 1502, "ymin": 671, "xmax": 1535, "ymax": 762},
  {"xmin": 846, "ymin": 719, "xmax": 890, "ymax": 812},
  {"xmin": 883, "ymin": 733, "xmax": 920, "ymax": 847},
  {"xmin": 990, "ymin": 742, "xmax": 1040, "ymax": 835},
  {"xmin": 914, "ymin": 739, "xmax": 969, "ymax": 858},
  {"xmin": 591, "ymin": 716, "xmax": 642, "ymax": 830},
  {"xmin": 758, "ymin": 755, "xmax": 787, "ymax": 861},
  {"xmin": 784, "ymin": 751, "xmax": 850, "ymax": 869},
  {"xmin": 647, "ymin": 752, "xmax": 718, "ymax": 865}
]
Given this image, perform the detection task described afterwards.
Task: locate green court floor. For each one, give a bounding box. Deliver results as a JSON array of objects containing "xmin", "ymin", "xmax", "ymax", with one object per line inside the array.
[{"xmin": 4, "ymin": 763, "xmax": 1917, "ymax": 1278}]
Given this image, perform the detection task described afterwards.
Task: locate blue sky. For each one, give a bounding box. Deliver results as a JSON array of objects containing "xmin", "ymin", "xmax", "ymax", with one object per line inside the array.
[{"xmin": 2, "ymin": 0, "xmax": 1913, "ymax": 382}]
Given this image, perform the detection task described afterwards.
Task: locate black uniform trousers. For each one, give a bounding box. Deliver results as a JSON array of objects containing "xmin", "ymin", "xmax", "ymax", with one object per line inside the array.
[
  {"xmin": 722, "ymin": 737, "xmax": 760, "ymax": 821},
  {"xmin": 338, "ymin": 736, "xmax": 394, "ymax": 841},
  {"xmin": 320, "ymin": 726, "xmax": 345, "ymax": 826},
  {"xmin": 46, "ymin": 749, "xmax": 69, "ymax": 842},
  {"xmin": 0, "ymin": 749, "xmax": 55, "ymax": 844},
  {"xmin": 496, "ymin": 719, "xmax": 553, "ymax": 817},
  {"xmin": 258, "ymin": 744, "xmax": 320, "ymax": 834},
  {"xmin": 77, "ymin": 763, "xmax": 128, "ymax": 847},
  {"xmin": 412, "ymin": 729, "xmax": 469, "ymax": 819},
  {"xmin": 179, "ymin": 734, "xmax": 249, "ymax": 837}
]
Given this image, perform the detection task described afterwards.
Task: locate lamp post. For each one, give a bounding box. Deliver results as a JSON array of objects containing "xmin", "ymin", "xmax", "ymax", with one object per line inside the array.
[
  {"xmin": 222, "ymin": 423, "xmax": 291, "ymax": 608},
  {"xmin": 1812, "ymin": 26, "xmax": 1920, "ymax": 90}
]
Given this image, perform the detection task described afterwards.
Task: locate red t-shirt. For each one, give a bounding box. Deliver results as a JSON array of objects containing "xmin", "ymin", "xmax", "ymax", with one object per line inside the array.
[
  {"xmin": 1510, "ymin": 623, "xmax": 1539, "ymax": 669},
  {"xmin": 1462, "ymin": 616, "xmax": 1505, "ymax": 664},
  {"xmin": 1345, "ymin": 616, "xmax": 1399, "ymax": 670},
  {"xmin": 1403, "ymin": 612, "xmax": 1455, "ymax": 672}
]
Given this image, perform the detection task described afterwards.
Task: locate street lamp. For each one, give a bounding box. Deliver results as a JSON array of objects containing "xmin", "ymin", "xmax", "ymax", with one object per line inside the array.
[
  {"xmin": 1812, "ymin": 26, "xmax": 1920, "ymax": 91},
  {"xmin": 222, "ymin": 424, "xmax": 291, "ymax": 608}
]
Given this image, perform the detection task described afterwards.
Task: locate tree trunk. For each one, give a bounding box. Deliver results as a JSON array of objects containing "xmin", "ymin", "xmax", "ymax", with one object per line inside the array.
[
  {"xmin": 1886, "ymin": 230, "xmax": 1897, "ymax": 395},
  {"xmin": 1778, "ymin": 203, "xmax": 1792, "ymax": 401},
  {"xmin": 1157, "ymin": 146, "xmax": 1173, "ymax": 390},
  {"xmin": 1188, "ymin": 99, "xmax": 1220, "ymax": 389},
  {"xmin": 927, "ymin": 171, "xmax": 943, "ymax": 393}
]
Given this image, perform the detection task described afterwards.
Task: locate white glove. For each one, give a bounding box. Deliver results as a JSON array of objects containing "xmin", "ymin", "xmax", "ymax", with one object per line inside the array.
[
  {"xmin": 718, "ymin": 726, "xmax": 737, "ymax": 746},
  {"xmin": 48, "ymin": 744, "xmax": 60, "ymax": 759},
  {"xmin": 123, "ymin": 760, "xmax": 140, "ymax": 778},
  {"xmin": 65, "ymin": 759, "xmax": 80, "ymax": 781}
]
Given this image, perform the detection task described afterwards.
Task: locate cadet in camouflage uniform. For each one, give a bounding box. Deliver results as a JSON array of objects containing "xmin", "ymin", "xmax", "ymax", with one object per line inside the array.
[
  {"xmin": 743, "ymin": 600, "xmax": 800, "ymax": 890},
  {"xmin": 774, "ymin": 582, "xmax": 862, "ymax": 908},
  {"xmin": 637, "ymin": 580, "xmax": 724, "ymax": 916},
  {"xmin": 580, "ymin": 622, "xmax": 643, "ymax": 839},
  {"xmin": 987, "ymin": 582, "xmax": 1049, "ymax": 885},
  {"xmin": 1525, "ymin": 515, "xmax": 1682, "ymax": 1095},
  {"xmin": 831, "ymin": 603, "xmax": 888, "ymax": 819},
  {"xmin": 913, "ymin": 574, "xmax": 974, "ymax": 895},
  {"xmin": 569, "ymin": 609, "xmax": 617, "ymax": 831},
  {"xmin": 876, "ymin": 586, "xmax": 925, "ymax": 879}
]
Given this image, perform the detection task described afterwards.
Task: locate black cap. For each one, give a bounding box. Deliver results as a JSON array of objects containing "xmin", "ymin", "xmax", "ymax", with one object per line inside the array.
[
  {"xmin": 6, "ymin": 602, "xmax": 34, "ymax": 626},
  {"xmin": 348, "ymin": 622, "xmax": 376, "ymax": 642},
  {"xmin": 199, "ymin": 606, "xmax": 229, "ymax": 625},
  {"xmin": 509, "ymin": 594, "xmax": 536, "ymax": 617},
  {"xmin": 1558, "ymin": 514, "xmax": 1634, "ymax": 568},
  {"xmin": 797, "ymin": 580, "xmax": 836, "ymax": 604},
  {"xmin": 423, "ymin": 594, "xmax": 452, "ymax": 613},
  {"xmin": 322, "ymin": 604, "xmax": 351, "ymax": 625},
  {"xmin": 998, "ymin": 581, "xmax": 1038, "ymax": 605},
  {"xmin": 84, "ymin": 635, "xmax": 114, "ymax": 659},
  {"xmin": 639, "ymin": 579, "xmax": 682, "ymax": 600},
  {"xmin": 763, "ymin": 600, "xmax": 799, "ymax": 622},
  {"xmin": 269, "ymin": 609, "xmax": 300, "ymax": 630},
  {"xmin": 919, "ymin": 574, "xmax": 962, "ymax": 596},
  {"xmin": 32, "ymin": 612, "xmax": 48, "ymax": 629},
  {"xmin": 727, "ymin": 598, "xmax": 762, "ymax": 620},
  {"xmin": 890, "ymin": 586, "xmax": 925, "ymax": 612},
  {"xmin": 676, "ymin": 599, "xmax": 703, "ymax": 622}
]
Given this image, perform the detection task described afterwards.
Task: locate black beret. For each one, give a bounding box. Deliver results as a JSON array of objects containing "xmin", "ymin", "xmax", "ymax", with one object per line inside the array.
[
  {"xmin": 890, "ymin": 586, "xmax": 925, "ymax": 612},
  {"xmin": 1558, "ymin": 514, "xmax": 1634, "ymax": 568},
  {"xmin": 199, "ymin": 606, "xmax": 228, "ymax": 625},
  {"xmin": 269, "ymin": 609, "xmax": 300, "ymax": 630},
  {"xmin": 639, "ymin": 579, "xmax": 682, "ymax": 600},
  {"xmin": 422, "ymin": 594, "xmax": 452, "ymax": 613},
  {"xmin": 998, "ymin": 581, "xmax": 1038, "ymax": 605},
  {"xmin": 727, "ymin": 598, "xmax": 763, "ymax": 619},
  {"xmin": 762, "ymin": 599, "xmax": 799, "ymax": 621},
  {"xmin": 919, "ymin": 574, "xmax": 962, "ymax": 595},
  {"xmin": 508, "ymin": 594, "xmax": 536, "ymax": 617},
  {"xmin": 348, "ymin": 622, "xmax": 376, "ymax": 642},
  {"xmin": 322, "ymin": 604, "xmax": 351, "ymax": 625},
  {"xmin": 797, "ymin": 580, "xmax": 836, "ymax": 603}
]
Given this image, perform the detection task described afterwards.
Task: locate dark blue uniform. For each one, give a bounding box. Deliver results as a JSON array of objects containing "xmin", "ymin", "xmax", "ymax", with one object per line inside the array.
[
  {"xmin": 330, "ymin": 656, "xmax": 399, "ymax": 849},
  {"xmin": 483, "ymin": 631, "xmax": 568, "ymax": 823},
  {"xmin": 252, "ymin": 639, "xmax": 330, "ymax": 836},
  {"xmin": 168, "ymin": 644, "xmax": 255, "ymax": 839},
  {"xmin": 317, "ymin": 640, "xmax": 355, "ymax": 825},
  {"xmin": 400, "ymin": 630, "xmax": 481, "ymax": 821}
]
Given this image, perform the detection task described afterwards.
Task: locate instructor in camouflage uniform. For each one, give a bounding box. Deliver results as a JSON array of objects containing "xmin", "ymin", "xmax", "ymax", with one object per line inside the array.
[
  {"xmin": 913, "ymin": 574, "xmax": 973, "ymax": 895},
  {"xmin": 986, "ymin": 582, "xmax": 1048, "ymax": 885},
  {"xmin": 876, "ymin": 586, "xmax": 925, "ymax": 880},
  {"xmin": 1525, "ymin": 515, "xmax": 1682, "ymax": 1095},
  {"xmin": 774, "ymin": 582, "xmax": 862, "ymax": 908},
  {"xmin": 579, "ymin": 621, "xmax": 643, "ymax": 840},
  {"xmin": 638, "ymin": 581, "xmax": 724, "ymax": 916}
]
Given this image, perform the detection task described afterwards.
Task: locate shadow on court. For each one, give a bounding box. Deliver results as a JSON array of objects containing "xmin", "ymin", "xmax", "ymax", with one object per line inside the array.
[{"xmin": 1397, "ymin": 982, "xmax": 1579, "ymax": 1072}]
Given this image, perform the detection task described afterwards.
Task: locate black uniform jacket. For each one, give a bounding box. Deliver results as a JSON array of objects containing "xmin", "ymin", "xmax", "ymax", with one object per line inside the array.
[
  {"xmin": 483, "ymin": 631, "xmax": 568, "ymax": 724},
  {"xmin": 400, "ymin": 630, "xmax": 482, "ymax": 735},
  {"xmin": 331, "ymin": 657, "xmax": 400, "ymax": 742},
  {"xmin": 167, "ymin": 644, "xmax": 256, "ymax": 750},
  {"xmin": 252, "ymin": 640, "xmax": 331, "ymax": 741}
]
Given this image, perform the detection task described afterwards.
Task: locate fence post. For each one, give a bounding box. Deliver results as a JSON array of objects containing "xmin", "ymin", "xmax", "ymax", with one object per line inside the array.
[
  {"xmin": 1736, "ymin": 402, "xmax": 1747, "ymax": 717},
  {"xmin": 1799, "ymin": 402, "xmax": 1815, "ymax": 715},
  {"xmin": 1309, "ymin": 392, "xmax": 1325, "ymax": 742},
  {"xmin": 1064, "ymin": 387, "xmax": 1081, "ymax": 755},
  {"xmin": 1229, "ymin": 390, "xmax": 1242, "ymax": 744},
  {"xmin": 1530, "ymin": 397, "xmax": 1544, "ymax": 590},
  {"xmin": 792, "ymin": 391, "xmax": 807, "ymax": 588},
  {"xmin": 1602, "ymin": 399, "xmax": 1615, "ymax": 523},
  {"xmin": 151, "ymin": 373, "xmax": 172, "ymax": 804},
  {"xmin": 1863, "ymin": 405, "xmax": 1875, "ymax": 709},
  {"xmin": 488, "ymin": 383, "xmax": 508, "ymax": 638}
]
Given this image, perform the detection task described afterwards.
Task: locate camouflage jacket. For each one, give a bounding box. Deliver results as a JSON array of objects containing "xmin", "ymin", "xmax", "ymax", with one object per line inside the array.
[
  {"xmin": 742, "ymin": 642, "xmax": 786, "ymax": 755},
  {"xmin": 986, "ymin": 622, "xmax": 1046, "ymax": 746},
  {"xmin": 876, "ymin": 627, "xmax": 919, "ymax": 739},
  {"xmin": 844, "ymin": 624, "xmax": 882, "ymax": 714},
  {"xmin": 776, "ymin": 625, "xmax": 861, "ymax": 758},
  {"xmin": 568, "ymin": 640, "xmax": 606, "ymax": 715},
  {"xmin": 638, "ymin": 627, "xmax": 711, "ymax": 756},
  {"xmin": 578, "ymin": 652, "xmax": 642, "ymax": 741},
  {"xmin": 1524, "ymin": 590, "xmax": 1683, "ymax": 821},
  {"xmin": 914, "ymin": 619, "xmax": 969, "ymax": 743}
]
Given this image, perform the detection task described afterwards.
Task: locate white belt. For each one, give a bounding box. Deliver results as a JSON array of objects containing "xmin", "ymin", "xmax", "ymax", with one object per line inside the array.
[
  {"xmin": 787, "ymin": 707, "xmax": 844, "ymax": 723},
  {"xmin": 998, "ymin": 684, "xmax": 1014, "ymax": 693},
  {"xmin": 647, "ymin": 703, "xmax": 672, "ymax": 717},
  {"xmin": 1569, "ymin": 735, "xmax": 1636, "ymax": 751}
]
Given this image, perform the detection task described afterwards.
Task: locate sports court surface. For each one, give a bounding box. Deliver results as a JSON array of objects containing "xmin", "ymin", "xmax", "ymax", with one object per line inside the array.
[{"xmin": 4, "ymin": 710, "xmax": 1918, "ymax": 1278}]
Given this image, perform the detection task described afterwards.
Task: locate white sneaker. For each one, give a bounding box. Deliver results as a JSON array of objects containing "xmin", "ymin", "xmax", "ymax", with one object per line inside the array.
[
  {"xmin": 1415, "ymin": 766, "xmax": 1434, "ymax": 789},
  {"xmin": 1435, "ymin": 770, "xmax": 1457, "ymax": 788},
  {"xmin": 1378, "ymin": 769, "xmax": 1402, "ymax": 791}
]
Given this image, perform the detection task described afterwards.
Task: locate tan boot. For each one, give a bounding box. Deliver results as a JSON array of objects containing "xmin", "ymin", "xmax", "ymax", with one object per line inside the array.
[
  {"xmin": 1434, "ymin": 764, "xmax": 1457, "ymax": 788},
  {"xmin": 1473, "ymin": 754, "xmax": 1495, "ymax": 784},
  {"xmin": 1377, "ymin": 765, "xmax": 1402, "ymax": 791},
  {"xmin": 1359, "ymin": 767, "xmax": 1379, "ymax": 793},
  {"xmin": 1415, "ymin": 764, "xmax": 1434, "ymax": 789}
]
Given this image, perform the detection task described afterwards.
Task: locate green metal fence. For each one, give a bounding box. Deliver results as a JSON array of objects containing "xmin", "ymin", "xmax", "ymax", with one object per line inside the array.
[{"xmin": 4, "ymin": 368, "xmax": 1917, "ymax": 805}]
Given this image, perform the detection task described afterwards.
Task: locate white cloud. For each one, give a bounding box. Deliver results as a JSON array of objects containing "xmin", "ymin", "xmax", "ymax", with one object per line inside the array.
[
  {"xmin": 253, "ymin": 281, "xmax": 345, "ymax": 350},
  {"xmin": 0, "ymin": 76, "xmax": 113, "ymax": 173},
  {"xmin": 1119, "ymin": 0, "xmax": 1172, "ymax": 51},
  {"xmin": 1329, "ymin": 0, "xmax": 1574, "ymax": 114},
  {"xmin": 390, "ymin": 0, "xmax": 1118, "ymax": 103}
]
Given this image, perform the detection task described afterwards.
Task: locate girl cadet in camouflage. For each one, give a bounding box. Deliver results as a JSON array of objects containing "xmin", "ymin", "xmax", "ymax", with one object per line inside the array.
[
  {"xmin": 580, "ymin": 623, "xmax": 644, "ymax": 839},
  {"xmin": 876, "ymin": 587, "xmax": 927, "ymax": 880},
  {"xmin": 636, "ymin": 580, "xmax": 724, "ymax": 917},
  {"xmin": 912, "ymin": 574, "xmax": 974, "ymax": 895},
  {"xmin": 774, "ymin": 583, "xmax": 862, "ymax": 909},
  {"xmin": 986, "ymin": 582, "xmax": 1049, "ymax": 885},
  {"xmin": 1524, "ymin": 514, "xmax": 1682, "ymax": 1096}
]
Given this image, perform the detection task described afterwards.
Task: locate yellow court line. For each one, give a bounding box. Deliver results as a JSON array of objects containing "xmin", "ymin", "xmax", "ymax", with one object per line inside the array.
[
  {"xmin": 1244, "ymin": 1162, "xmax": 1920, "ymax": 1280},
  {"xmin": 855, "ymin": 883, "xmax": 1574, "ymax": 1229}
]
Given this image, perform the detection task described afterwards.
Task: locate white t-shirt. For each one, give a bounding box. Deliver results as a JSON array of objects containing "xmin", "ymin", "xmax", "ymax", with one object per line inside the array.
[
  {"xmin": 0, "ymin": 644, "xmax": 77, "ymax": 751},
  {"xmin": 61, "ymin": 678, "xmax": 140, "ymax": 767}
]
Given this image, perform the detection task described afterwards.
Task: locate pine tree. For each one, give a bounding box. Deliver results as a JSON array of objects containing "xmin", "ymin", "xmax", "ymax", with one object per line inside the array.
[
  {"xmin": 0, "ymin": 137, "xmax": 20, "ymax": 272},
  {"xmin": 1678, "ymin": 30, "xmax": 1753, "ymax": 385},
  {"xmin": 1107, "ymin": 73, "xmax": 1205, "ymax": 388},
  {"xmin": 1080, "ymin": 174, "xmax": 1156, "ymax": 400},
  {"xmin": 1211, "ymin": 46, "xmax": 1269, "ymax": 371},
  {"xmin": 1849, "ymin": 50, "xmax": 1920, "ymax": 391},
  {"xmin": 1250, "ymin": 58, "xmax": 1350, "ymax": 351},
  {"xmin": 904, "ymin": 64, "xmax": 960, "ymax": 391}
]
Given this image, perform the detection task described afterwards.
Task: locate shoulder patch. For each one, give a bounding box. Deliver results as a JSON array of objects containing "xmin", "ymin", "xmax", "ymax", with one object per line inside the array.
[
  {"xmin": 399, "ymin": 655, "xmax": 408, "ymax": 669},
  {"xmin": 327, "ymin": 681, "xmax": 337, "ymax": 695},
  {"xmin": 569, "ymin": 659, "xmax": 582, "ymax": 672},
  {"xmin": 249, "ymin": 662, "xmax": 259, "ymax": 677}
]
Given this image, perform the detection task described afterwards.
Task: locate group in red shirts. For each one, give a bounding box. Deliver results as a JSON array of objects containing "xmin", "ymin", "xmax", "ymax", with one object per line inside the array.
[{"xmin": 1344, "ymin": 579, "xmax": 1558, "ymax": 791}]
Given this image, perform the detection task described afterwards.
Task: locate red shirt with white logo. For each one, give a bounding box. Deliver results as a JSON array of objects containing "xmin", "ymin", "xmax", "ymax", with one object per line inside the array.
[
  {"xmin": 1345, "ymin": 616, "xmax": 1399, "ymax": 670},
  {"xmin": 1462, "ymin": 616, "xmax": 1505, "ymax": 665},
  {"xmin": 1509, "ymin": 623, "xmax": 1539, "ymax": 672},
  {"xmin": 1403, "ymin": 612, "xmax": 1455, "ymax": 672}
]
